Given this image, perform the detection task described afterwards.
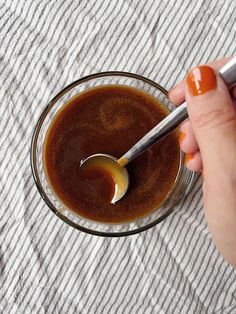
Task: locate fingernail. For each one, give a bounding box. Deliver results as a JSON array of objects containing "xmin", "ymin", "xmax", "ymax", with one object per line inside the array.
[
  {"xmin": 179, "ymin": 131, "xmax": 185, "ymax": 145},
  {"xmin": 186, "ymin": 66, "xmax": 216, "ymax": 96},
  {"xmin": 185, "ymin": 153, "xmax": 194, "ymax": 163}
]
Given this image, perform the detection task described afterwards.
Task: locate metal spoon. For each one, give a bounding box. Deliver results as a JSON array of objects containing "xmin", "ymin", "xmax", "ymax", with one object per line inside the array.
[{"xmin": 81, "ymin": 56, "xmax": 236, "ymax": 203}]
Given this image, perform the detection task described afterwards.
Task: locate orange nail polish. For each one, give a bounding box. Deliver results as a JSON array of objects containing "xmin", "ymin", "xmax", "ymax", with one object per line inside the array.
[
  {"xmin": 185, "ymin": 153, "xmax": 194, "ymax": 163},
  {"xmin": 179, "ymin": 131, "xmax": 185, "ymax": 144},
  {"xmin": 186, "ymin": 66, "xmax": 216, "ymax": 96}
]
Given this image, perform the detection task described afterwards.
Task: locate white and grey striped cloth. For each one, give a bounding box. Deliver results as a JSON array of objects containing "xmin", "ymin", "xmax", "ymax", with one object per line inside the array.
[{"xmin": 1, "ymin": 0, "xmax": 236, "ymax": 313}]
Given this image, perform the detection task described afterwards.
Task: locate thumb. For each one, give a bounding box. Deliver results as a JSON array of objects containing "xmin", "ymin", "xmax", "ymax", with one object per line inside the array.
[{"xmin": 185, "ymin": 65, "xmax": 236, "ymax": 178}]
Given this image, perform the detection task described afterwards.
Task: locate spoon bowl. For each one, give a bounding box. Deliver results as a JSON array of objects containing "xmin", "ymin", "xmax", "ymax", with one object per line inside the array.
[{"xmin": 80, "ymin": 154, "xmax": 129, "ymax": 203}]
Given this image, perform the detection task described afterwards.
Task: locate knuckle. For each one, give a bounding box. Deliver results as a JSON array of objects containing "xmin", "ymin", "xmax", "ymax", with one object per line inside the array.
[{"xmin": 192, "ymin": 105, "xmax": 236, "ymax": 130}]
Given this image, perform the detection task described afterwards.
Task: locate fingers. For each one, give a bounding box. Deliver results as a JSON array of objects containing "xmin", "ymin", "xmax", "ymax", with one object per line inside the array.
[
  {"xmin": 185, "ymin": 66, "xmax": 236, "ymax": 178},
  {"xmin": 169, "ymin": 56, "xmax": 236, "ymax": 174}
]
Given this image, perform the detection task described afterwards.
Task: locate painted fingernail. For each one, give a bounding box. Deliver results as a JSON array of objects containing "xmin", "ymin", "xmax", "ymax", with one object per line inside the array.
[
  {"xmin": 185, "ymin": 153, "xmax": 194, "ymax": 163},
  {"xmin": 179, "ymin": 131, "xmax": 185, "ymax": 145},
  {"xmin": 186, "ymin": 66, "xmax": 216, "ymax": 96}
]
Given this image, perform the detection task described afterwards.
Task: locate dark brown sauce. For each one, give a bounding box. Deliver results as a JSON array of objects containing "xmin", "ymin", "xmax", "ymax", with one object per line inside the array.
[{"xmin": 43, "ymin": 85, "xmax": 180, "ymax": 223}]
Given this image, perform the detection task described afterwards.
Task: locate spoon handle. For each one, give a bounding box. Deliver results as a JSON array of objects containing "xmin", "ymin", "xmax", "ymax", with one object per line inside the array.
[{"xmin": 120, "ymin": 56, "xmax": 236, "ymax": 165}]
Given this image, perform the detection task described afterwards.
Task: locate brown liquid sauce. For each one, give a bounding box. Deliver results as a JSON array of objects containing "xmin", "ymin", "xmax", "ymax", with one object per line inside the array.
[{"xmin": 43, "ymin": 85, "xmax": 180, "ymax": 223}]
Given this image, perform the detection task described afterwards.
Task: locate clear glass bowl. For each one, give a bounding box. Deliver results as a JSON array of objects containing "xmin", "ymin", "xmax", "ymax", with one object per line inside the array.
[{"xmin": 30, "ymin": 72, "xmax": 195, "ymax": 237}]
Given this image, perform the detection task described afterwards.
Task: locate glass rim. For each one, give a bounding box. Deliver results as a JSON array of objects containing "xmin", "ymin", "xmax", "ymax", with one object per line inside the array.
[{"xmin": 30, "ymin": 71, "xmax": 195, "ymax": 237}]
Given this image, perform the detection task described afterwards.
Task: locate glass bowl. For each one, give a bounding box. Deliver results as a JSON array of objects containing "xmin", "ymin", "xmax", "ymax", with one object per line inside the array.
[{"xmin": 30, "ymin": 72, "xmax": 195, "ymax": 237}]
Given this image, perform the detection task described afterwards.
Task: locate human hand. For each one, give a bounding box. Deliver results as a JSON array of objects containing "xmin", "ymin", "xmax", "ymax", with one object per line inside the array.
[{"xmin": 169, "ymin": 57, "xmax": 236, "ymax": 268}]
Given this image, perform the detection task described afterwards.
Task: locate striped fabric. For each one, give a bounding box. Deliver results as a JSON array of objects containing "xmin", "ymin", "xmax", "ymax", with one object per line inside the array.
[{"xmin": 0, "ymin": 0, "xmax": 236, "ymax": 313}]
